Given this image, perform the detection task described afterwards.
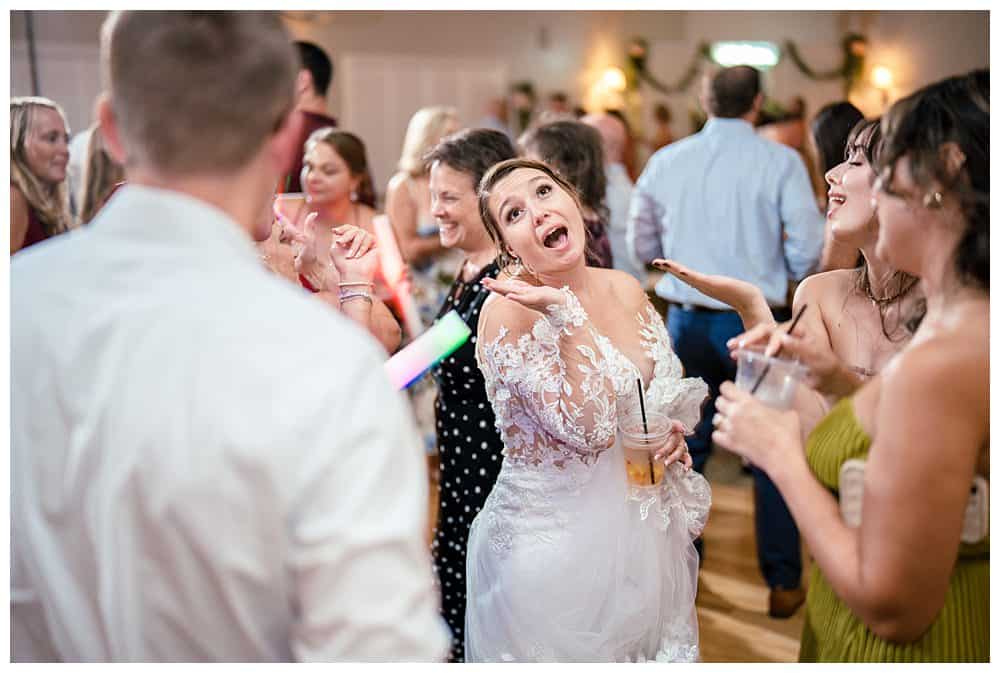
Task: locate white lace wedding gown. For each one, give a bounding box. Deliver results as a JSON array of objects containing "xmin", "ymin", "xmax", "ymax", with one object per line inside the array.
[{"xmin": 465, "ymin": 288, "xmax": 711, "ymax": 662}]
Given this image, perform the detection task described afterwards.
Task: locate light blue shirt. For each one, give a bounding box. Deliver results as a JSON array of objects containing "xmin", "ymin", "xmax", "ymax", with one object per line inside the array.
[
  {"xmin": 604, "ymin": 162, "xmax": 647, "ymax": 284},
  {"xmin": 626, "ymin": 117, "xmax": 824, "ymax": 309}
]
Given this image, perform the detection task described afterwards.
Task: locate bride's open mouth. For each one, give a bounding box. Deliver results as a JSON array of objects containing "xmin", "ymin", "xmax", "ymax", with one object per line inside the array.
[{"xmin": 542, "ymin": 226, "xmax": 569, "ymax": 249}]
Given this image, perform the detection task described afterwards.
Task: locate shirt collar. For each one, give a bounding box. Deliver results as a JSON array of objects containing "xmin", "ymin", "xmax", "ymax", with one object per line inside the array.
[
  {"xmin": 93, "ymin": 184, "xmax": 262, "ymax": 266},
  {"xmin": 702, "ymin": 117, "xmax": 755, "ymax": 135}
]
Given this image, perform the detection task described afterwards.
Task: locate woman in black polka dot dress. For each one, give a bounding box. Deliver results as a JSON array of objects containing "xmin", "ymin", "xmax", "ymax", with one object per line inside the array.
[{"xmin": 425, "ymin": 129, "xmax": 517, "ymax": 661}]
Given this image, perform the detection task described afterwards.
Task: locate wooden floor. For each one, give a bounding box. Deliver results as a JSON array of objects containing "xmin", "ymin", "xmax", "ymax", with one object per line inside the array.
[
  {"xmin": 695, "ymin": 480, "xmax": 805, "ymax": 662},
  {"xmin": 426, "ymin": 451, "xmax": 806, "ymax": 662}
]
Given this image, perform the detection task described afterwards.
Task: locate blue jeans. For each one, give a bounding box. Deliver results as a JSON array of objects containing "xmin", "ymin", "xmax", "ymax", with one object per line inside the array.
[{"xmin": 667, "ymin": 305, "xmax": 801, "ymax": 590}]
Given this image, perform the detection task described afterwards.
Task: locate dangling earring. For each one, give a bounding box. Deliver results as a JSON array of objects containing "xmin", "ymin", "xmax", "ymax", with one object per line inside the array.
[
  {"xmin": 923, "ymin": 191, "xmax": 943, "ymax": 209},
  {"xmin": 350, "ymin": 190, "xmax": 359, "ymax": 203},
  {"xmin": 509, "ymin": 254, "xmax": 523, "ymax": 278}
]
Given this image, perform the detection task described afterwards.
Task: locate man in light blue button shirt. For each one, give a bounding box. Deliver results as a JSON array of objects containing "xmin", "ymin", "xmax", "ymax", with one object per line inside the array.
[{"xmin": 627, "ymin": 66, "xmax": 824, "ymax": 616}]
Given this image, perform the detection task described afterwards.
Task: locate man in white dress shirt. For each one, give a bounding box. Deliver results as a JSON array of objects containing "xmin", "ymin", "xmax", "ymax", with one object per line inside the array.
[{"xmin": 11, "ymin": 11, "xmax": 449, "ymax": 662}]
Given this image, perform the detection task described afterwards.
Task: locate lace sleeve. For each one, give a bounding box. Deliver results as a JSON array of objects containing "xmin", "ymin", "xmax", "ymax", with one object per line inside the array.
[
  {"xmin": 637, "ymin": 303, "xmax": 709, "ymax": 432},
  {"xmin": 477, "ymin": 287, "xmax": 617, "ymax": 461}
]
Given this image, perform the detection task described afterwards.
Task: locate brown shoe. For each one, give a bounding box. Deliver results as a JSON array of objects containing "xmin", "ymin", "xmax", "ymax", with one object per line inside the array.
[{"xmin": 768, "ymin": 586, "xmax": 805, "ymax": 619}]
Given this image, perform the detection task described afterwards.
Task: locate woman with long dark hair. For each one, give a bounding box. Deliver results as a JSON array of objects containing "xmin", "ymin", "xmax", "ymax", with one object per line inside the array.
[{"xmin": 714, "ymin": 69, "xmax": 988, "ymax": 662}]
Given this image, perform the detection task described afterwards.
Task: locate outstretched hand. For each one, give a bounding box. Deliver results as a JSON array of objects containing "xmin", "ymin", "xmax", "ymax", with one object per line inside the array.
[
  {"xmin": 481, "ymin": 277, "xmax": 567, "ymax": 315},
  {"xmin": 652, "ymin": 258, "xmax": 774, "ymax": 330}
]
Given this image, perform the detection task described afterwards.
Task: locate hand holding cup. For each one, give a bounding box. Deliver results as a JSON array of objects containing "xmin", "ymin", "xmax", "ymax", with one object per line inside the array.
[{"xmin": 727, "ymin": 318, "xmax": 853, "ymax": 396}]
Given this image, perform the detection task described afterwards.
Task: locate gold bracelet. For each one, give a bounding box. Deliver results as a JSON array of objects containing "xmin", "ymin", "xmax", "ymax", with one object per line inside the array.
[{"xmin": 338, "ymin": 281, "xmax": 375, "ymax": 288}]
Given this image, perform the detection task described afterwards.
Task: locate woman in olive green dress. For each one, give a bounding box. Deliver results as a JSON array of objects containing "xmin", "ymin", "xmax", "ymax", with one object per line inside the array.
[{"xmin": 713, "ymin": 69, "xmax": 988, "ymax": 662}]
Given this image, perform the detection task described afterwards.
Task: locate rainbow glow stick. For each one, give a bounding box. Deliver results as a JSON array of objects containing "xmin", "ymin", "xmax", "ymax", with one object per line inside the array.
[
  {"xmin": 372, "ymin": 214, "xmax": 425, "ymax": 339},
  {"xmin": 384, "ymin": 310, "xmax": 471, "ymax": 390}
]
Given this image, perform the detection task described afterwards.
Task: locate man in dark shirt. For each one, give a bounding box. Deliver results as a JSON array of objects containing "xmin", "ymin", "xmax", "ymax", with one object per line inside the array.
[{"xmin": 280, "ymin": 41, "xmax": 338, "ymax": 193}]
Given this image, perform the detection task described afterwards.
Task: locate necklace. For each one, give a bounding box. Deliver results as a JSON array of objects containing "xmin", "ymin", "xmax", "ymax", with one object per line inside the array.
[{"xmin": 861, "ymin": 268, "xmax": 917, "ymax": 307}]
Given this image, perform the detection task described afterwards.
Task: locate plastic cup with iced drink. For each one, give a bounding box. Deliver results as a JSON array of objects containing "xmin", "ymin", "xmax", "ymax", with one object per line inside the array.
[
  {"xmin": 620, "ymin": 410, "xmax": 671, "ymax": 487},
  {"xmin": 735, "ymin": 349, "xmax": 807, "ymax": 409}
]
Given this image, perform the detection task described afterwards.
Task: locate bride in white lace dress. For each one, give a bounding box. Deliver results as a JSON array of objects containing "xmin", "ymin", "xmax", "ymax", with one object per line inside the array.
[{"xmin": 464, "ymin": 159, "xmax": 711, "ymax": 662}]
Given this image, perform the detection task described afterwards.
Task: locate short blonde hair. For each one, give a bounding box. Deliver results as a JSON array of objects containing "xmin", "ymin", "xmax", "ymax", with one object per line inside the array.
[
  {"xmin": 10, "ymin": 96, "xmax": 72, "ymax": 236},
  {"xmin": 101, "ymin": 11, "xmax": 297, "ymax": 175},
  {"xmin": 397, "ymin": 106, "xmax": 458, "ymax": 177}
]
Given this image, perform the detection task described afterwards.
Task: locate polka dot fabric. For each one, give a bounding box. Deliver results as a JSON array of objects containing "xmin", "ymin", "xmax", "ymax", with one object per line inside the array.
[{"xmin": 430, "ymin": 260, "xmax": 504, "ymax": 662}]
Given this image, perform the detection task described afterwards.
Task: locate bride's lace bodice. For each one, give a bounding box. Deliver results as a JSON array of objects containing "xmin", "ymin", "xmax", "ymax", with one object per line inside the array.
[
  {"xmin": 476, "ymin": 287, "xmax": 708, "ymax": 471},
  {"xmin": 467, "ymin": 286, "xmax": 710, "ymax": 662}
]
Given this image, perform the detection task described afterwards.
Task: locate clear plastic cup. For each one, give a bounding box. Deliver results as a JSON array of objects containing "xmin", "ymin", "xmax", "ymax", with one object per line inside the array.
[
  {"xmin": 735, "ymin": 348, "xmax": 807, "ymax": 409},
  {"xmin": 619, "ymin": 410, "xmax": 670, "ymax": 487}
]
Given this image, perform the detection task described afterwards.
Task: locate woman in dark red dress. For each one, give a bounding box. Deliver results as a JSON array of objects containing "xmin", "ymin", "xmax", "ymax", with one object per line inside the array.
[{"xmin": 10, "ymin": 97, "xmax": 73, "ymax": 254}]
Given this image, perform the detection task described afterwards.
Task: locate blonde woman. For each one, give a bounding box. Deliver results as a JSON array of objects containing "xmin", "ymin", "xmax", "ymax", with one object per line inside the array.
[
  {"xmin": 78, "ymin": 123, "xmax": 125, "ymax": 225},
  {"xmin": 385, "ymin": 106, "xmax": 462, "ymax": 327},
  {"xmin": 386, "ymin": 107, "xmax": 462, "ymax": 457},
  {"xmin": 10, "ymin": 97, "xmax": 73, "ymax": 253}
]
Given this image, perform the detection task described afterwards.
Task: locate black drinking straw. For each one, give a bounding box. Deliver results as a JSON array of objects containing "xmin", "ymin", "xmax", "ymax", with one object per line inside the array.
[
  {"xmin": 750, "ymin": 304, "xmax": 809, "ymax": 395},
  {"xmin": 636, "ymin": 378, "xmax": 655, "ymax": 485}
]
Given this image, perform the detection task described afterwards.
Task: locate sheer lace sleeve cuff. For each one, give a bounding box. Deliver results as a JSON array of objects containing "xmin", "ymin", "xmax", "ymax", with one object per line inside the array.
[
  {"xmin": 658, "ymin": 377, "xmax": 709, "ymax": 434},
  {"xmin": 540, "ymin": 286, "xmax": 587, "ymax": 335}
]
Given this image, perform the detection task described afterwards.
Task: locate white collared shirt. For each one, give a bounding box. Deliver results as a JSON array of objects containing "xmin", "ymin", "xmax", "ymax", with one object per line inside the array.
[{"xmin": 11, "ymin": 185, "xmax": 451, "ymax": 662}]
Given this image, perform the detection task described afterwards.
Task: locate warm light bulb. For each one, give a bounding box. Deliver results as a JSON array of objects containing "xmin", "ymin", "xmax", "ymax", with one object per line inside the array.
[
  {"xmin": 600, "ymin": 67, "xmax": 627, "ymax": 92},
  {"xmin": 872, "ymin": 65, "xmax": 893, "ymax": 90}
]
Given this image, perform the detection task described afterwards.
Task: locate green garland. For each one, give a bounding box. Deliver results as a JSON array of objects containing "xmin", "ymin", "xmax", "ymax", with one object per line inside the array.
[
  {"xmin": 627, "ymin": 32, "xmax": 868, "ymax": 98},
  {"xmin": 783, "ymin": 33, "xmax": 868, "ymax": 96},
  {"xmin": 626, "ymin": 38, "xmax": 712, "ymax": 95}
]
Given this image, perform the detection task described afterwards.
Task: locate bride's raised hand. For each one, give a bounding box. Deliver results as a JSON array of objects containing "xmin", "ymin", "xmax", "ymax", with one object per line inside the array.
[
  {"xmin": 652, "ymin": 258, "xmax": 774, "ymax": 330},
  {"xmin": 481, "ymin": 277, "xmax": 567, "ymax": 315}
]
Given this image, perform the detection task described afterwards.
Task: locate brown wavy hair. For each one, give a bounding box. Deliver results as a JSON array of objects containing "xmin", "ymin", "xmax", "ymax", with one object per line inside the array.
[
  {"xmin": 877, "ymin": 69, "xmax": 988, "ymax": 292},
  {"xmin": 304, "ymin": 128, "xmax": 376, "ymax": 209}
]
